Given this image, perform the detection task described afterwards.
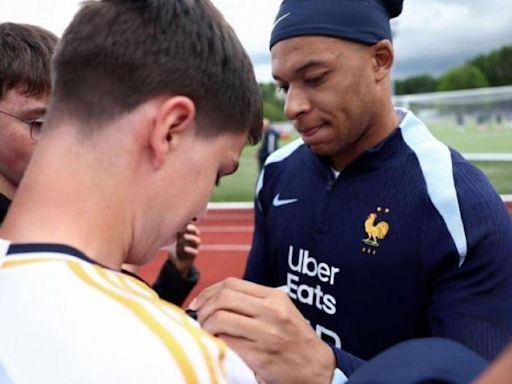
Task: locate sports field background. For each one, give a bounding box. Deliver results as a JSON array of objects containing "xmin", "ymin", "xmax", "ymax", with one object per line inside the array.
[{"xmin": 211, "ymin": 119, "xmax": 512, "ymax": 202}]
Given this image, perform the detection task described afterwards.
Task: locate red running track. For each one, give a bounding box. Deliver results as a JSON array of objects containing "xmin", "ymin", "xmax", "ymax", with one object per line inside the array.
[{"xmin": 139, "ymin": 202, "xmax": 512, "ymax": 308}]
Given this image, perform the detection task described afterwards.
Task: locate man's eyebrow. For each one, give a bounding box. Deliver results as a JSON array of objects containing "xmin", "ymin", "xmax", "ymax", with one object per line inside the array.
[
  {"xmin": 273, "ymin": 59, "xmax": 328, "ymax": 82},
  {"xmin": 295, "ymin": 59, "xmax": 327, "ymax": 73},
  {"xmin": 20, "ymin": 107, "xmax": 47, "ymax": 117}
]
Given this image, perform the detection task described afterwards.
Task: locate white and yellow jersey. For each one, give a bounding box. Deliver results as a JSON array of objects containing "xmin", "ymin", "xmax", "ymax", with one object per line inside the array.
[{"xmin": 0, "ymin": 241, "xmax": 256, "ymax": 384}]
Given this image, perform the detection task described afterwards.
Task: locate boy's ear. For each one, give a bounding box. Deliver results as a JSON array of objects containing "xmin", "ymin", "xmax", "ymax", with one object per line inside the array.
[
  {"xmin": 149, "ymin": 96, "xmax": 196, "ymax": 169},
  {"xmin": 371, "ymin": 39, "xmax": 394, "ymax": 82}
]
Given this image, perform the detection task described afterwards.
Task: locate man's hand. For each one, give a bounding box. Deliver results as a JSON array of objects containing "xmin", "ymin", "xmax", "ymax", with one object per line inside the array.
[
  {"xmin": 189, "ymin": 278, "xmax": 336, "ymax": 384},
  {"xmin": 168, "ymin": 223, "xmax": 201, "ymax": 278}
]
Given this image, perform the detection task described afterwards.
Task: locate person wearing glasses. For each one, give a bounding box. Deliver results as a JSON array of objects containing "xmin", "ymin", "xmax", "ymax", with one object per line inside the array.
[
  {"xmin": 0, "ymin": 110, "xmax": 42, "ymax": 141},
  {"xmin": 0, "ymin": 22, "xmax": 202, "ymax": 307},
  {"xmin": 0, "ymin": 23, "xmax": 56, "ymax": 221},
  {"xmin": 0, "ymin": 22, "xmax": 200, "ymax": 307}
]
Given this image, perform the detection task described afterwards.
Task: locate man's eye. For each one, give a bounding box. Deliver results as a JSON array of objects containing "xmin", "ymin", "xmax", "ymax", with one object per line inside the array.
[
  {"xmin": 305, "ymin": 74, "xmax": 325, "ymax": 86},
  {"xmin": 28, "ymin": 119, "xmax": 44, "ymax": 130},
  {"xmin": 276, "ymin": 85, "xmax": 289, "ymax": 95}
]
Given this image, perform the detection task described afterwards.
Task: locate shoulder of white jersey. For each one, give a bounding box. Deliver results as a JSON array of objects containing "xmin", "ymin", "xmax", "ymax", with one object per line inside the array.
[{"xmin": 0, "ymin": 253, "xmax": 257, "ymax": 383}]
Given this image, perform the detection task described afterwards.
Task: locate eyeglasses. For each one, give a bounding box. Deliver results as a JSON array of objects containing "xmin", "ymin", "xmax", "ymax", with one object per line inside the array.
[{"xmin": 0, "ymin": 109, "xmax": 43, "ymax": 141}]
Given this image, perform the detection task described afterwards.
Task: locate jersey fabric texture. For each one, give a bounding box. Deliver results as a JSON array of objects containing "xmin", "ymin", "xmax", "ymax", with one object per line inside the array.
[
  {"xmin": 0, "ymin": 242, "xmax": 255, "ymax": 384},
  {"xmin": 244, "ymin": 108, "xmax": 512, "ymax": 376}
]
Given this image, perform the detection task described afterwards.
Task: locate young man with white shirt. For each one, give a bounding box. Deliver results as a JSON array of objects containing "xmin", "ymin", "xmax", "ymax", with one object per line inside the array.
[{"xmin": 0, "ymin": 1, "xmax": 262, "ymax": 382}]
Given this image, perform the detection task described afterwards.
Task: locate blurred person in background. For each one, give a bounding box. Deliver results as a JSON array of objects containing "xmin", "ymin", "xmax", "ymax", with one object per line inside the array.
[{"xmin": 257, "ymin": 117, "xmax": 280, "ymax": 171}]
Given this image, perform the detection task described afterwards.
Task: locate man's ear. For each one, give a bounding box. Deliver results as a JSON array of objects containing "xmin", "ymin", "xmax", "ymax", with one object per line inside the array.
[
  {"xmin": 150, "ymin": 96, "xmax": 196, "ymax": 169},
  {"xmin": 371, "ymin": 40, "xmax": 394, "ymax": 83}
]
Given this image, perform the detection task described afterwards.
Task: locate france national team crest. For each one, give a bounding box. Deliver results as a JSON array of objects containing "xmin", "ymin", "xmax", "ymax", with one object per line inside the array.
[{"xmin": 362, "ymin": 207, "xmax": 390, "ymax": 255}]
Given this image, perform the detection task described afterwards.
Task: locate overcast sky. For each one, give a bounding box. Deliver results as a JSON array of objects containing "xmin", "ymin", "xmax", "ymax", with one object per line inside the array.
[{"xmin": 1, "ymin": 0, "xmax": 511, "ymax": 82}]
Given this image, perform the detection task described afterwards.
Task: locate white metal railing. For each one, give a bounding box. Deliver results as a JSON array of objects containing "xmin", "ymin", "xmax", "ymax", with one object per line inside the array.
[
  {"xmin": 393, "ymin": 85, "xmax": 512, "ymax": 107},
  {"xmin": 463, "ymin": 153, "xmax": 512, "ymax": 162}
]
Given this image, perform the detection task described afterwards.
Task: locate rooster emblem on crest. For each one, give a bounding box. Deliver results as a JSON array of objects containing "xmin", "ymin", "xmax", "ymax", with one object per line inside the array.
[{"xmin": 362, "ymin": 212, "xmax": 389, "ymax": 247}]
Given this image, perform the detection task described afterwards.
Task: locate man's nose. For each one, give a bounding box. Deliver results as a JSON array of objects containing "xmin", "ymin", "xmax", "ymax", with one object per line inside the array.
[{"xmin": 284, "ymin": 86, "xmax": 310, "ymax": 120}]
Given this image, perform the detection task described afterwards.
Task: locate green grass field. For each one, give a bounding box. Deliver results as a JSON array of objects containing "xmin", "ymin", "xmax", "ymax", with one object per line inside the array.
[
  {"xmin": 429, "ymin": 120, "xmax": 512, "ymax": 195},
  {"xmin": 211, "ymin": 120, "xmax": 512, "ymax": 202}
]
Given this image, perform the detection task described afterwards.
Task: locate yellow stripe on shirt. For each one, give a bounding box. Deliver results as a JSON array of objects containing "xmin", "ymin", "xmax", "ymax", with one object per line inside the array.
[
  {"xmin": 2, "ymin": 258, "xmax": 62, "ymax": 269},
  {"xmin": 82, "ymin": 261, "xmax": 224, "ymax": 384},
  {"xmin": 122, "ymin": 273, "xmax": 159, "ymax": 297},
  {"xmin": 101, "ymin": 268, "xmax": 223, "ymax": 384},
  {"xmin": 96, "ymin": 267, "xmax": 157, "ymax": 301},
  {"xmin": 68, "ymin": 261, "xmax": 199, "ymax": 384},
  {"xmin": 161, "ymin": 300, "xmax": 226, "ymax": 384},
  {"xmin": 3, "ymin": 256, "xmax": 228, "ymax": 383}
]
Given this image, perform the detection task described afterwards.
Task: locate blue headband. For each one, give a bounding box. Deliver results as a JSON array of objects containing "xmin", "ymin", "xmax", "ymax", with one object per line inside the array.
[{"xmin": 270, "ymin": 0, "xmax": 404, "ymax": 49}]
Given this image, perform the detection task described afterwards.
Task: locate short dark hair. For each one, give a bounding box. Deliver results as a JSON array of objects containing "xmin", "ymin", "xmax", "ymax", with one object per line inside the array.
[
  {"xmin": 51, "ymin": 0, "xmax": 262, "ymax": 144},
  {"xmin": 0, "ymin": 22, "xmax": 58, "ymax": 100}
]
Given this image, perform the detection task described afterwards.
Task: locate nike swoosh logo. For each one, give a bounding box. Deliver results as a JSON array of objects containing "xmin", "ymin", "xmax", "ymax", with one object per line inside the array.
[
  {"xmin": 272, "ymin": 12, "xmax": 291, "ymax": 29},
  {"xmin": 273, "ymin": 193, "xmax": 298, "ymax": 207}
]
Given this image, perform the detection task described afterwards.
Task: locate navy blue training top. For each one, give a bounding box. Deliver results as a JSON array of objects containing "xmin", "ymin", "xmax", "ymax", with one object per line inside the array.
[{"xmin": 244, "ymin": 109, "xmax": 512, "ymax": 375}]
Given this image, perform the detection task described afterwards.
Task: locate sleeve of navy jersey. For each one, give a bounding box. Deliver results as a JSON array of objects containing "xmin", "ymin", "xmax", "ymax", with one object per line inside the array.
[{"xmin": 426, "ymin": 151, "xmax": 512, "ymax": 360}]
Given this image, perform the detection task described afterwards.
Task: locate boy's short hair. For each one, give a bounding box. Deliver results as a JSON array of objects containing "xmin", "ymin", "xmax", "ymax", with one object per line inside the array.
[
  {"xmin": 52, "ymin": 0, "xmax": 263, "ymax": 144},
  {"xmin": 0, "ymin": 22, "xmax": 58, "ymax": 99}
]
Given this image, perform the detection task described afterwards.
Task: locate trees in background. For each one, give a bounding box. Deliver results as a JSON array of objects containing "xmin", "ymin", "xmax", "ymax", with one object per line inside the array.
[
  {"xmin": 438, "ymin": 65, "xmax": 490, "ymax": 92},
  {"xmin": 260, "ymin": 82, "xmax": 285, "ymax": 121},
  {"xmin": 393, "ymin": 45, "xmax": 511, "ymax": 95},
  {"xmin": 471, "ymin": 46, "xmax": 512, "ymax": 87},
  {"xmin": 395, "ymin": 74, "xmax": 438, "ymax": 95}
]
